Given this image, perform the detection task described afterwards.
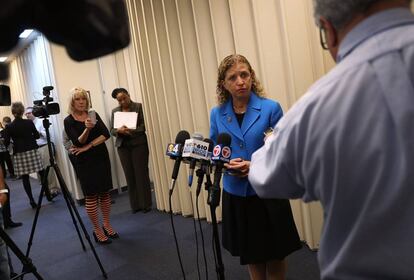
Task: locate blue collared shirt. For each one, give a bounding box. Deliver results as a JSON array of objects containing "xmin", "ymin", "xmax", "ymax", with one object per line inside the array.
[{"xmin": 250, "ymin": 8, "xmax": 414, "ymax": 280}]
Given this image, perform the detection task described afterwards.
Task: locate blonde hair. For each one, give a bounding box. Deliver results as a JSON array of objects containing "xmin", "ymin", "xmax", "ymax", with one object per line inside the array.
[
  {"xmin": 67, "ymin": 87, "xmax": 90, "ymax": 114},
  {"xmin": 216, "ymin": 54, "xmax": 265, "ymax": 105}
]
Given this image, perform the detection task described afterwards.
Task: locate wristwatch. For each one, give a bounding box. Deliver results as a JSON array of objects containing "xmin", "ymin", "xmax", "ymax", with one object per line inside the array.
[{"xmin": 0, "ymin": 189, "xmax": 7, "ymax": 208}]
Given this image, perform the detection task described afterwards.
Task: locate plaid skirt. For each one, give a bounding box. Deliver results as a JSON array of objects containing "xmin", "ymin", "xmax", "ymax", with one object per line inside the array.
[{"xmin": 13, "ymin": 149, "xmax": 44, "ymax": 176}]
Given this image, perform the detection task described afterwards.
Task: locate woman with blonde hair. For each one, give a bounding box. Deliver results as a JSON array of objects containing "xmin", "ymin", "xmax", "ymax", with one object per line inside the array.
[{"xmin": 63, "ymin": 87, "xmax": 117, "ymax": 244}]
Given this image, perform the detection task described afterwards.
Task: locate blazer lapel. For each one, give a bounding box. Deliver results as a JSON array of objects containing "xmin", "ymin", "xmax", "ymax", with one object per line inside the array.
[
  {"xmin": 241, "ymin": 93, "xmax": 261, "ymax": 136},
  {"xmin": 220, "ymin": 101, "xmax": 244, "ymax": 142}
]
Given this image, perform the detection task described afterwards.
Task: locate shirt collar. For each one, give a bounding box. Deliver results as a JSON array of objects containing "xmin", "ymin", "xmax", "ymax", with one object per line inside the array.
[{"xmin": 337, "ymin": 8, "xmax": 414, "ymax": 62}]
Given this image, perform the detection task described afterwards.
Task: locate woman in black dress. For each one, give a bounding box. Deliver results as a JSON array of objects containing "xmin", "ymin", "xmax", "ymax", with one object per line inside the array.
[
  {"xmin": 4, "ymin": 102, "xmax": 44, "ymax": 209},
  {"xmin": 64, "ymin": 87, "xmax": 118, "ymax": 244}
]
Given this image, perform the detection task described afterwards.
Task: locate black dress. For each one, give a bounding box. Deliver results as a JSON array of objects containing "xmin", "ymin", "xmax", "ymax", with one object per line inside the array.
[{"xmin": 64, "ymin": 113, "xmax": 112, "ymax": 196}]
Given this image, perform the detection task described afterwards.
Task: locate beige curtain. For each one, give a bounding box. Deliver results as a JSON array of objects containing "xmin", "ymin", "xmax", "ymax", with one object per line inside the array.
[{"xmin": 124, "ymin": 0, "xmax": 336, "ymax": 249}]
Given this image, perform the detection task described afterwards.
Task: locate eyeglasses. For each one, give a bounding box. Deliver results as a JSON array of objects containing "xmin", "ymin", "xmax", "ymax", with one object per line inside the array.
[{"xmin": 319, "ymin": 26, "xmax": 329, "ymax": 50}]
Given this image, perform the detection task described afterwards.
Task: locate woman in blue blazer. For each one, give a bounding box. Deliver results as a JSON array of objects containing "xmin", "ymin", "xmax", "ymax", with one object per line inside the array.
[{"xmin": 210, "ymin": 54, "xmax": 301, "ymax": 279}]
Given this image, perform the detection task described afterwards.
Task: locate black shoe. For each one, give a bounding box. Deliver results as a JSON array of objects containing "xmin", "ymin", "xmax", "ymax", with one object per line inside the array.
[
  {"xmin": 30, "ymin": 201, "xmax": 38, "ymax": 209},
  {"xmin": 92, "ymin": 232, "xmax": 112, "ymax": 244},
  {"xmin": 143, "ymin": 207, "xmax": 152, "ymax": 213},
  {"xmin": 4, "ymin": 221, "xmax": 23, "ymax": 229},
  {"xmin": 132, "ymin": 209, "xmax": 142, "ymax": 214},
  {"xmin": 102, "ymin": 227, "xmax": 119, "ymax": 239},
  {"xmin": 46, "ymin": 192, "xmax": 58, "ymax": 202}
]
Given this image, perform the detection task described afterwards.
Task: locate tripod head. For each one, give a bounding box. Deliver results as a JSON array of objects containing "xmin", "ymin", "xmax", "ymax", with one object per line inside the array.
[{"xmin": 32, "ymin": 86, "xmax": 60, "ymax": 119}]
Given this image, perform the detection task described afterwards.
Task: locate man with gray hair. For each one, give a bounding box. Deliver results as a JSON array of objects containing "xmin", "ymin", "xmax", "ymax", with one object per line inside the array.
[{"xmin": 249, "ymin": 0, "xmax": 414, "ymax": 279}]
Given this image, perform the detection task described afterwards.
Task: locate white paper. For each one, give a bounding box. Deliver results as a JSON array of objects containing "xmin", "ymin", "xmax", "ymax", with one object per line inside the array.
[{"xmin": 114, "ymin": 112, "xmax": 138, "ymax": 129}]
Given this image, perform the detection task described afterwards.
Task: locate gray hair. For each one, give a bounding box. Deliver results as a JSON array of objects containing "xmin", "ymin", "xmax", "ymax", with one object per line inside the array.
[
  {"xmin": 313, "ymin": 0, "xmax": 410, "ymax": 30},
  {"xmin": 11, "ymin": 102, "xmax": 25, "ymax": 118}
]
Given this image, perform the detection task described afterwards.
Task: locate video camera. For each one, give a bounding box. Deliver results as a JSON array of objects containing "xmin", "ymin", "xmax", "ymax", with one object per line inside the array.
[{"xmin": 32, "ymin": 86, "xmax": 60, "ymax": 118}]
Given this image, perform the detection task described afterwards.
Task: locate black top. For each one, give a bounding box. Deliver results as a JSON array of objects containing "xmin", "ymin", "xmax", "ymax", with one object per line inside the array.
[
  {"xmin": 63, "ymin": 112, "xmax": 112, "ymax": 196},
  {"xmin": 64, "ymin": 112, "xmax": 110, "ymax": 163},
  {"xmin": 4, "ymin": 118, "xmax": 39, "ymax": 153},
  {"xmin": 235, "ymin": 112, "xmax": 245, "ymax": 127}
]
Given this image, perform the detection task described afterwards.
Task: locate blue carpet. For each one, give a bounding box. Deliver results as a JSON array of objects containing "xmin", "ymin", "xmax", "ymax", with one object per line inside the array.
[{"xmin": 4, "ymin": 176, "xmax": 320, "ymax": 280}]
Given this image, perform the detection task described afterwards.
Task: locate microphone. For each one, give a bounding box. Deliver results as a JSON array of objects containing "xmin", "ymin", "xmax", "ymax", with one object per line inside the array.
[
  {"xmin": 167, "ymin": 130, "xmax": 191, "ymax": 181},
  {"xmin": 201, "ymin": 138, "xmax": 214, "ymax": 175},
  {"xmin": 209, "ymin": 133, "xmax": 232, "ymax": 206},
  {"xmin": 88, "ymin": 109, "xmax": 97, "ymax": 124},
  {"xmin": 182, "ymin": 133, "xmax": 210, "ymax": 186},
  {"xmin": 196, "ymin": 138, "xmax": 214, "ymax": 196}
]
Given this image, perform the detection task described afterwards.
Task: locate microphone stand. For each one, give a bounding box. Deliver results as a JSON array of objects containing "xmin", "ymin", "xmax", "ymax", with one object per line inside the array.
[{"xmin": 206, "ymin": 170, "xmax": 225, "ymax": 280}]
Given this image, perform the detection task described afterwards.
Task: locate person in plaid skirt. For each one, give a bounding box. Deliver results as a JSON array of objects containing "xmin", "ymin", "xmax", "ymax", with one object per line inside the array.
[{"xmin": 3, "ymin": 102, "xmax": 44, "ymax": 209}]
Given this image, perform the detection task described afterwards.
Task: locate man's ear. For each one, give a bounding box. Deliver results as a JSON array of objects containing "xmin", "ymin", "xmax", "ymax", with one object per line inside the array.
[
  {"xmin": 320, "ymin": 17, "xmax": 338, "ymax": 49},
  {"xmin": 320, "ymin": 17, "xmax": 340, "ymax": 60}
]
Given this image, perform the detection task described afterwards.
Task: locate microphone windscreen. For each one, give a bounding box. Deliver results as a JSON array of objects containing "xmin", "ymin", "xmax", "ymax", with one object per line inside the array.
[
  {"xmin": 217, "ymin": 133, "xmax": 231, "ymax": 146},
  {"xmin": 175, "ymin": 130, "xmax": 191, "ymax": 145},
  {"xmin": 203, "ymin": 138, "xmax": 214, "ymax": 153},
  {"xmin": 192, "ymin": 132, "xmax": 204, "ymax": 140}
]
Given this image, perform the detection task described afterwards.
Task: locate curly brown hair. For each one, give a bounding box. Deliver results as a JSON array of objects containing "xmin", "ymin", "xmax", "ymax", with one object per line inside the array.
[{"xmin": 216, "ymin": 54, "xmax": 265, "ymax": 105}]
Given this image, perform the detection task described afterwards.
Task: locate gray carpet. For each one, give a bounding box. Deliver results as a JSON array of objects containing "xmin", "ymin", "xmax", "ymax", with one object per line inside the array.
[{"xmin": 4, "ymin": 175, "xmax": 320, "ymax": 280}]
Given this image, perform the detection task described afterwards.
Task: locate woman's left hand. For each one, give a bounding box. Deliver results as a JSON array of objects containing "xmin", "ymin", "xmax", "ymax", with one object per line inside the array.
[
  {"xmin": 70, "ymin": 144, "xmax": 92, "ymax": 155},
  {"xmin": 225, "ymin": 158, "xmax": 250, "ymax": 177}
]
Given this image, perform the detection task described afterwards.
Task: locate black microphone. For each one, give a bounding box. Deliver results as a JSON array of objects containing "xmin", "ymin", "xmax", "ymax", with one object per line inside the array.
[
  {"xmin": 186, "ymin": 132, "xmax": 204, "ymax": 186},
  {"xmin": 170, "ymin": 130, "xmax": 191, "ymax": 181},
  {"xmin": 209, "ymin": 133, "xmax": 232, "ymax": 206},
  {"xmin": 202, "ymin": 138, "xmax": 214, "ymax": 174},
  {"xmin": 196, "ymin": 138, "xmax": 214, "ymax": 196}
]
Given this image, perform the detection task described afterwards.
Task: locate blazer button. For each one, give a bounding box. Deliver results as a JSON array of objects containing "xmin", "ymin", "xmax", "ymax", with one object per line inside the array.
[{"xmin": 239, "ymin": 143, "xmax": 244, "ymax": 149}]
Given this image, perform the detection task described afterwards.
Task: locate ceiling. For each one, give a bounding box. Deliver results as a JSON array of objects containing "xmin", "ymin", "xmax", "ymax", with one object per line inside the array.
[{"xmin": 0, "ymin": 29, "xmax": 39, "ymax": 63}]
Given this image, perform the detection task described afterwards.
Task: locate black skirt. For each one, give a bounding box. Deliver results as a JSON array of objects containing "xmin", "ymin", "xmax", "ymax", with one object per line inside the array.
[
  {"xmin": 222, "ymin": 190, "xmax": 302, "ymax": 265},
  {"xmin": 73, "ymin": 145, "xmax": 112, "ymax": 196}
]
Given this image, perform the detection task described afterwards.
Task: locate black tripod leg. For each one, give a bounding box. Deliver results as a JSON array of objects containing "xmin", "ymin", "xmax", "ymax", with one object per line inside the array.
[
  {"xmin": 53, "ymin": 164, "xmax": 108, "ymax": 279},
  {"xmin": 25, "ymin": 166, "xmax": 49, "ymax": 258},
  {"xmin": 54, "ymin": 167, "xmax": 86, "ymax": 251},
  {"xmin": 0, "ymin": 228, "xmax": 43, "ymax": 279}
]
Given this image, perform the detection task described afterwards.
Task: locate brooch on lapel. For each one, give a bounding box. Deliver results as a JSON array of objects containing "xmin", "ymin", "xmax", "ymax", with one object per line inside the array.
[{"xmin": 227, "ymin": 116, "xmax": 232, "ymax": 123}]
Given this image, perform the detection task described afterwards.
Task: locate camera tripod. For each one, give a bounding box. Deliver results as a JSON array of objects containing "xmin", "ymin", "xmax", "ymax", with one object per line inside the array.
[
  {"xmin": 24, "ymin": 117, "xmax": 107, "ymax": 278},
  {"xmin": 0, "ymin": 226, "xmax": 43, "ymax": 279}
]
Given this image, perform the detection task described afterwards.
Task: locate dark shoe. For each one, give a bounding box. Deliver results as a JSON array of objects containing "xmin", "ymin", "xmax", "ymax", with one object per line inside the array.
[
  {"xmin": 132, "ymin": 209, "xmax": 141, "ymax": 214},
  {"xmin": 143, "ymin": 207, "xmax": 152, "ymax": 213},
  {"xmin": 102, "ymin": 227, "xmax": 119, "ymax": 239},
  {"xmin": 4, "ymin": 221, "xmax": 23, "ymax": 229},
  {"xmin": 92, "ymin": 231, "xmax": 112, "ymax": 244},
  {"xmin": 30, "ymin": 201, "xmax": 38, "ymax": 209},
  {"xmin": 46, "ymin": 192, "xmax": 58, "ymax": 202}
]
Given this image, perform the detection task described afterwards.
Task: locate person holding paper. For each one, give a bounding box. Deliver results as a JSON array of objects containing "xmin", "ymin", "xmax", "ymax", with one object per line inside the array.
[{"xmin": 110, "ymin": 88, "xmax": 152, "ymax": 213}]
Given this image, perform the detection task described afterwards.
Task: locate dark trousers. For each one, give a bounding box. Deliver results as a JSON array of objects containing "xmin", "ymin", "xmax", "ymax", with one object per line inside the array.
[
  {"xmin": 0, "ymin": 151, "xmax": 14, "ymax": 177},
  {"xmin": 117, "ymin": 144, "xmax": 152, "ymax": 211}
]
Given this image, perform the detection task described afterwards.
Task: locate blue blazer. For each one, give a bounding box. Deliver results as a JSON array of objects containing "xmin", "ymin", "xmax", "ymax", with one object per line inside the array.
[{"xmin": 209, "ymin": 92, "xmax": 283, "ymax": 197}]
